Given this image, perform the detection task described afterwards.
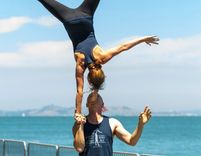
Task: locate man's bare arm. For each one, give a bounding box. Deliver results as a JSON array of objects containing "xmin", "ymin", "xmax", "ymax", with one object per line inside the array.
[
  {"xmin": 72, "ymin": 114, "xmax": 86, "ymax": 152},
  {"xmin": 112, "ymin": 106, "xmax": 151, "ymax": 146}
]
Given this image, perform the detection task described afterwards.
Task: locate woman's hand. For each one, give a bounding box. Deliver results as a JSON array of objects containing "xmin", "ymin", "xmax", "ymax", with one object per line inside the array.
[{"xmin": 142, "ymin": 36, "xmax": 159, "ymax": 46}]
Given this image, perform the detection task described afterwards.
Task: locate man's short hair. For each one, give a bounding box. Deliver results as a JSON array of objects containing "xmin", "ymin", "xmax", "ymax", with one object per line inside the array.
[{"xmin": 87, "ymin": 92, "xmax": 101, "ymax": 107}]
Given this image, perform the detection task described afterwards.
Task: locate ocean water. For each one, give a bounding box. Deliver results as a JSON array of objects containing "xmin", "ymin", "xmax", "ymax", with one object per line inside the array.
[{"xmin": 0, "ymin": 116, "xmax": 201, "ymax": 156}]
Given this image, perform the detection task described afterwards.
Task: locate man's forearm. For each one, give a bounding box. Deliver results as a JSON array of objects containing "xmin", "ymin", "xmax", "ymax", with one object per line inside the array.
[
  {"xmin": 73, "ymin": 123, "xmax": 85, "ymax": 152},
  {"xmin": 130, "ymin": 122, "xmax": 144, "ymax": 146}
]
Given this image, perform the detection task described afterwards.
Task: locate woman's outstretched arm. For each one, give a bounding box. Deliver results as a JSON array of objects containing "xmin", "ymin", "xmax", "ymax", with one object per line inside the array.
[{"xmin": 99, "ymin": 36, "xmax": 159, "ymax": 64}]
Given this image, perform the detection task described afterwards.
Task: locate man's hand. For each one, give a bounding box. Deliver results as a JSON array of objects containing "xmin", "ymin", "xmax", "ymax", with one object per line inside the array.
[
  {"xmin": 74, "ymin": 113, "xmax": 86, "ymax": 125},
  {"xmin": 138, "ymin": 106, "xmax": 152, "ymax": 126}
]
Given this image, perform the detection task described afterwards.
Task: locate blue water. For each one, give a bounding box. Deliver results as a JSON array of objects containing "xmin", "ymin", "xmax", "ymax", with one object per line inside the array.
[{"xmin": 0, "ymin": 116, "xmax": 201, "ymax": 156}]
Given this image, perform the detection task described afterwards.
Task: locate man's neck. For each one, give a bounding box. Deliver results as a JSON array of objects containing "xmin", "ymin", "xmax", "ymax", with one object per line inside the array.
[{"xmin": 87, "ymin": 112, "xmax": 103, "ymax": 124}]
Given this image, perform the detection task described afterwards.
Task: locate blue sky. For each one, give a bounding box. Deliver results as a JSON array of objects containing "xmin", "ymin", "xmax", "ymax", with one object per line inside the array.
[{"xmin": 0, "ymin": 0, "xmax": 201, "ymax": 112}]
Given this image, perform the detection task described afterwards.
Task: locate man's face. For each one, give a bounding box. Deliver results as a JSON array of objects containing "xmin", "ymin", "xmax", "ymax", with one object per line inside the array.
[
  {"xmin": 87, "ymin": 95, "xmax": 104, "ymax": 113},
  {"xmin": 96, "ymin": 97, "xmax": 104, "ymax": 110}
]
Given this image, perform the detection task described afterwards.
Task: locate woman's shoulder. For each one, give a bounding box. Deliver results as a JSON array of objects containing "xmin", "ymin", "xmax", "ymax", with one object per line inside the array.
[
  {"xmin": 74, "ymin": 52, "xmax": 85, "ymax": 59},
  {"xmin": 74, "ymin": 52, "xmax": 86, "ymax": 66}
]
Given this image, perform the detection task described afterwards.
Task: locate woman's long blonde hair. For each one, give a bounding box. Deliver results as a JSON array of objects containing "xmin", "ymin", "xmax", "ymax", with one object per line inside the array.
[{"xmin": 87, "ymin": 64, "xmax": 105, "ymax": 90}]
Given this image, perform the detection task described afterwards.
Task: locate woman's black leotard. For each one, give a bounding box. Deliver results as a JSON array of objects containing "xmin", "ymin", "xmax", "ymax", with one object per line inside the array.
[{"xmin": 38, "ymin": 0, "xmax": 100, "ymax": 66}]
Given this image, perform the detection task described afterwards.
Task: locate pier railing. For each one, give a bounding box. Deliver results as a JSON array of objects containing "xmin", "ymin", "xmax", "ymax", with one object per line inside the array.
[{"xmin": 0, "ymin": 139, "xmax": 160, "ymax": 156}]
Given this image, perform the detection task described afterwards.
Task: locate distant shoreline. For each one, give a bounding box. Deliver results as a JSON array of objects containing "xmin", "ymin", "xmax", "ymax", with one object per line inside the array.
[{"xmin": 1, "ymin": 104, "xmax": 201, "ymax": 117}]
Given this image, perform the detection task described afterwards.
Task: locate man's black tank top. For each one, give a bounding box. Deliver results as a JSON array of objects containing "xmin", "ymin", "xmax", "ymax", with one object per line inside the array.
[{"xmin": 80, "ymin": 116, "xmax": 113, "ymax": 156}]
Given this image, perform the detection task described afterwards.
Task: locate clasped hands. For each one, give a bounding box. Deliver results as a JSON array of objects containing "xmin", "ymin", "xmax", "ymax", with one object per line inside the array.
[{"xmin": 74, "ymin": 113, "xmax": 86, "ymax": 125}]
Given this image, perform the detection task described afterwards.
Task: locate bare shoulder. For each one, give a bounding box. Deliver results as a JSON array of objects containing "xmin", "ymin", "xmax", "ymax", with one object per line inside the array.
[
  {"xmin": 74, "ymin": 52, "xmax": 85, "ymax": 63},
  {"xmin": 109, "ymin": 118, "xmax": 121, "ymax": 124},
  {"xmin": 109, "ymin": 118, "xmax": 122, "ymax": 133},
  {"xmin": 74, "ymin": 52, "xmax": 86, "ymax": 69},
  {"xmin": 92, "ymin": 45, "xmax": 106, "ymax": 64}
]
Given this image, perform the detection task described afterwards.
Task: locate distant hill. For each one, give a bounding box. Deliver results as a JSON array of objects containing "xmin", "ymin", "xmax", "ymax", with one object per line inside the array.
[
  {"xmin": 0, "ymin": 104, "xmax": 201, "ymax": 116},
  {"xmin": 0, "ymin": 105, "xmax": 138, "ymax": 116},
  {"xmin": 0, "ymin": 104, "xmax": 72, "ymax": 117}
]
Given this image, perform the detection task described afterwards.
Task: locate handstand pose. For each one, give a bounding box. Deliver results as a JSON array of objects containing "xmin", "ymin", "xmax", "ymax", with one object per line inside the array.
[{"xmin": 38, "ymin": 0, "xmax": 159, "ymax": 115}]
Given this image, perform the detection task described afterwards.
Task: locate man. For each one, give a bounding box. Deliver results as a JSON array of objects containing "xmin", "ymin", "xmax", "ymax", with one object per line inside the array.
[{"xmin": 73, "ymin": 92, "xmax": 152, "ymax": 156}]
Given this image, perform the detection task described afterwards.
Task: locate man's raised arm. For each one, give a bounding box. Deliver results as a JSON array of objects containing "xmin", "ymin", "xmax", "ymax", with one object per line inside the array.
[{"xmin": 113, "ymin": 106, "xmax": 152, "ymax": 146}]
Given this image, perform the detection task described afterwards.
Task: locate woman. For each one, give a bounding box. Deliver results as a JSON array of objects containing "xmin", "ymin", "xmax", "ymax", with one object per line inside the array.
[{"xmin": 38, "ymin": 0, "xmax": 159, "ymax": 115}]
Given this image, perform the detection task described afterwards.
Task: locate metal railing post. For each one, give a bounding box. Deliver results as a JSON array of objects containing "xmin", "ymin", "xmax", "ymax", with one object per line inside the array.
[
  {"xmin": 23, "ymin": 141, "xmax": 27, "ymax": 156},
  {"xmin": 27, "ymin": 143, "xmax": 30, "ymax": 156},
  {"xmin": 56, "ymin": 145, "xmax": 59, "ymax": 156},
  {"xmin": 3, "ymin": 139, "xmax": 5, "ymax": 156}
]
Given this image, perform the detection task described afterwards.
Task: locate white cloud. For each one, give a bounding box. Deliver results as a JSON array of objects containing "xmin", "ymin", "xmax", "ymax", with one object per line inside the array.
[
  {"xmin": 0, "ymin": 40, "xmax": 74, "ymax": 68},
  {"xmin": 0, "ymin": 16, "xmax": 59, "ymax": 33},
  {"xmin": 33, "ymin": 16, "xmax": 59, "ymax": 27},
  {"xmin": 0, "ymin": 17, "xmax": 31, "ymax": 33}
]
